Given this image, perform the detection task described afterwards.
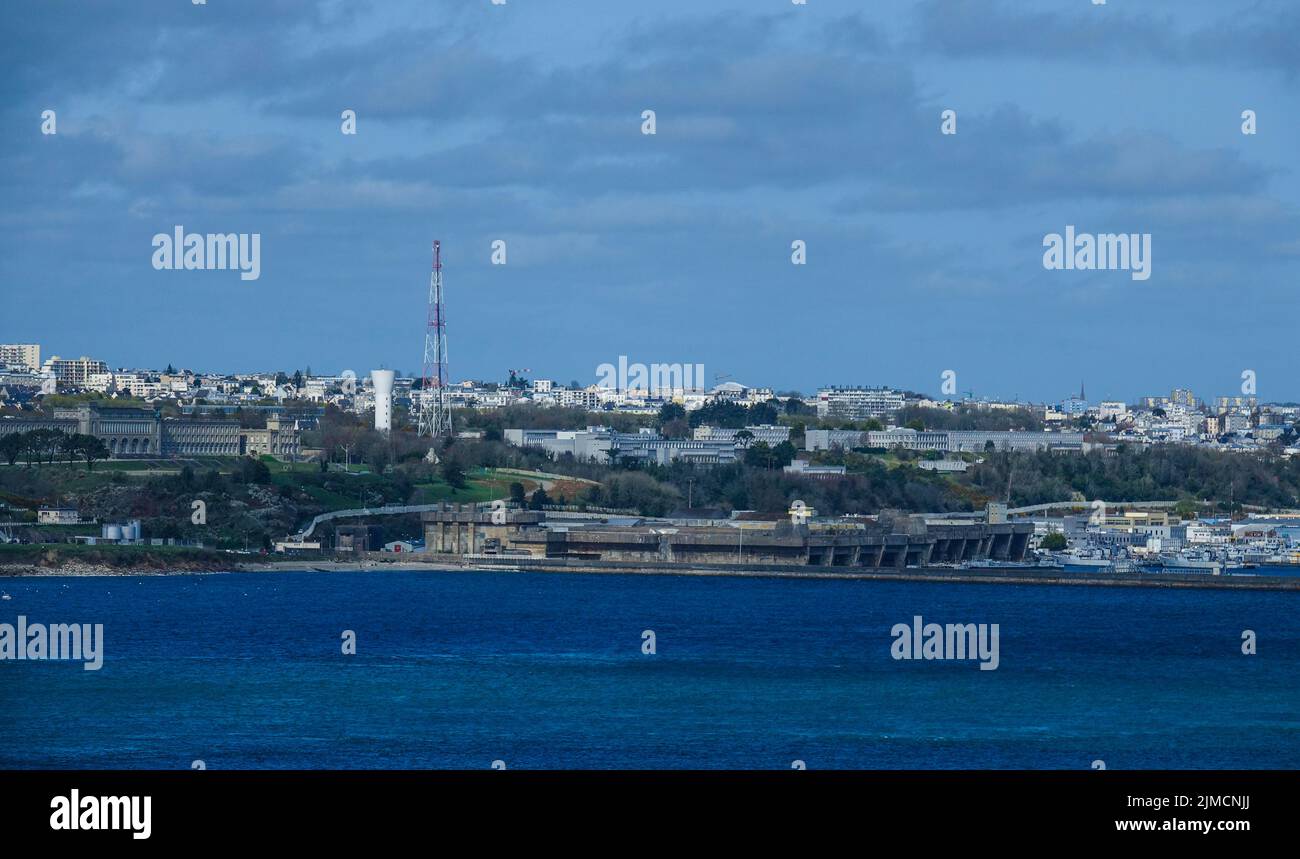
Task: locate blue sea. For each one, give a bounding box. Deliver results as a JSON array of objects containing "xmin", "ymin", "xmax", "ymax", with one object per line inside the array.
[{"xmin": 1, "ymin": 570, "xmax": 1297, "ymax": 769}]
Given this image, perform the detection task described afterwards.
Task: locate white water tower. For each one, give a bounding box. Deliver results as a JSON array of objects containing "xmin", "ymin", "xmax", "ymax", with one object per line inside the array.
[{"xmin": 371, "ymin": 369, "xmax": 395, "ymax": 434}]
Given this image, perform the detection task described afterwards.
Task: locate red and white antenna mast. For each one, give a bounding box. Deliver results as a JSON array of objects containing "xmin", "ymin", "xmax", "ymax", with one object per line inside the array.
[{"xmin": 418, "ymin": 240, "xmax": 452, "ymax": 438}]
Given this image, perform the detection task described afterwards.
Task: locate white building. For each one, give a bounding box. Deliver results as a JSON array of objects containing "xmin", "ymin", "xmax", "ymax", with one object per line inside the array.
[
  {"xmin": 42, "ymin": 355, "xmax": 109, "ymax": 388},
  {"xmin": 558, "ymin": 388, "xmax": 601, "ymax": 410},
  {"xmin": 816, "ymin": 386, "xmax": 905, "ymax": 420},
  {"xmin": 37, "ymin": 507, "xmax": 81, "ymax": 525},
  {"xmin": 784, "ymin": 459, "xmax": 846, "ymax": 478},
  {"xmin": 0, "ymin": 344, "xmax": 41, "ymax": 372},
  {"xmin": 1185, "ymin": 524, "xmax": 1230, "ymax": 546},
  {"xmin": 1098, "ymin": 401, "xmax": 1129, "ymax": 421}
]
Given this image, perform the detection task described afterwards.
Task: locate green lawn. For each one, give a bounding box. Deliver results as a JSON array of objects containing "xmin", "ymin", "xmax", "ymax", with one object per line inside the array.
[
  {"xmin": 261, "ymin": 456, "xmax": 326, "ymax": 474},
  {"xmin": 1, "ymin": 455, "xmax": 505, "ymax": 520},
  {"xmin": 296, "ymin": 484, "xmax": 366, "ymax": 509},
  {"xmin": 264, "ymin": 463, "xmax": 501, "ymax": 511},
  {"xmin": 409, "ymin": 481, "xmax": 497, "ymax": 504}
]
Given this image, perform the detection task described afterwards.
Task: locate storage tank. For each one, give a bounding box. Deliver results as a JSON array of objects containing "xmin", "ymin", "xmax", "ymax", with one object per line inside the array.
[
  {"xmin": 371, "ymin": 369, "xmax": 395, "ymax": 434},
  {"xmin": 128, "ymin": 520, "xmax": 142, "ymax": 541},
  {"xmin": 103, "ymin": 524, "xmax": 123, "ymax": 541}
]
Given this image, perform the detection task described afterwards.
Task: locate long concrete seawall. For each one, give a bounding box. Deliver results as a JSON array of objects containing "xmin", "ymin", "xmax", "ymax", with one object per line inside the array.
[{"xmin": 288, "ymin": 553, "xmax": 1300, "ymax": 591}]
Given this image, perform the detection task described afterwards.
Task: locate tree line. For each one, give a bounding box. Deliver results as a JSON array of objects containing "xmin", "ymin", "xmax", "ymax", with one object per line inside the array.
[
  {"xmin": 0, "ymin": 429, "xmax": 111, "ymax": 469},
  {"xmin": 968, "ymin": 445, "xmax": 1300, "ymax": 511}
]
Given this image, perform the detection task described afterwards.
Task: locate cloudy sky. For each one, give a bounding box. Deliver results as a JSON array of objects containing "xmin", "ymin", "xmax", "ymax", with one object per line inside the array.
[{"xmin": 2, "ymin": 0, "xmax": 1296, "ymax": 403}]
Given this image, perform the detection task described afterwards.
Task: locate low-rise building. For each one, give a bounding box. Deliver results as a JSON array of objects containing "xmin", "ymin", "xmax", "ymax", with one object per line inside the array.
[
  {"xmin": 783, "ymin": 459, "xmax": 846, "ymax": 478},
  {"xmin": 37, "ymin": 507, "xmax": 81, "ymax": 525},
  {"xmin": 917, "ymin": 459, "xmax": 969, "ymax": 473},
  {"xmin": 504, "ymin": 427, "xmax": 737, "ymax": 466},
  {"xmin": 694, "ymin": 424, "xmax": 790, "ymax": 446},
  {"xmin": 421, "ymin": 504, "xmax": 1034, "ymax": 567},
  {"xmin": 804, "ymin": 427, "xmax": 1086, "ymax": 453}
]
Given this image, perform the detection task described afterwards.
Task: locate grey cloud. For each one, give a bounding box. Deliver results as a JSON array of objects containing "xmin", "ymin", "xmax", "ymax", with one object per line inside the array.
[{"xmin": 912, "ymin": 0, "xmax": 1300, "ymax": 75}]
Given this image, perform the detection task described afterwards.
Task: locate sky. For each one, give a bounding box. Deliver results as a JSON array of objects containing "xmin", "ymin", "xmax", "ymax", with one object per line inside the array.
[{"xmin": 1, "ymin": 0, "xmax": 1297, "ymax": 404}]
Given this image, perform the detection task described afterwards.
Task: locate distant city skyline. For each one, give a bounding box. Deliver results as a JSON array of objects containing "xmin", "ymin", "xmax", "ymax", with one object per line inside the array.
[
  {"xmin": 3, "ymin": 1, "xmax": 1297, "ymax": 401},
  {"xmin": 6, "ymin": 337, "xmax": 1294, "ymax": 408}
]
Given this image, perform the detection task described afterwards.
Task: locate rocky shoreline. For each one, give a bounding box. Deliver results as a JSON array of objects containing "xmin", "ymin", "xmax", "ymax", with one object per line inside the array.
[{"xmin": 0, "ymin": 561, "xmax": 224, "ymax": 577}]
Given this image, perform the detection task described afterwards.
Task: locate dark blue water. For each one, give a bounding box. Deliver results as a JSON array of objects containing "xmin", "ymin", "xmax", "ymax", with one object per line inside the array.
[{"xmin": 1, "ymin": 571, "xmax": 1296, "ymax": 769}]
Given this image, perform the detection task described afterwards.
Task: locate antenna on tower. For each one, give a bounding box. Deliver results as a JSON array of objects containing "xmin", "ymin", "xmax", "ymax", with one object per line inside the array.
[{"xmin": 418, "ymin": 240, "xmax": 452, "ymax": 438}]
